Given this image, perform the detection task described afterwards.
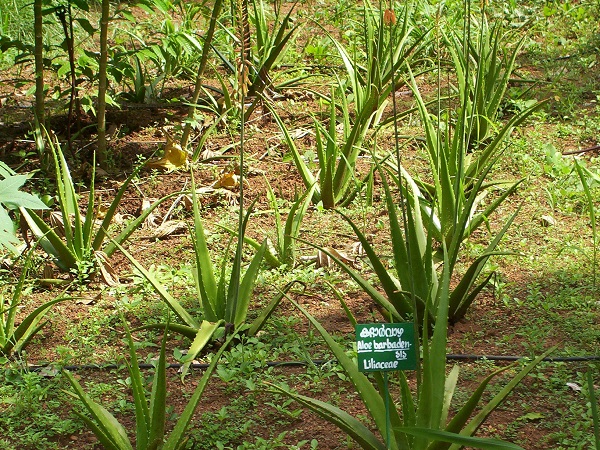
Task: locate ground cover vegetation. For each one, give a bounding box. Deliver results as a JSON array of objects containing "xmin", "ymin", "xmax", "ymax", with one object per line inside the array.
[{"xmin": 0, "ymin": 0, "xmax": 599, "ymax": 448}]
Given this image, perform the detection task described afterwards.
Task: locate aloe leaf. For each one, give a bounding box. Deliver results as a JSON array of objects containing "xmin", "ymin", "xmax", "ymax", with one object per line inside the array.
[
  {"xmin": 268, "ymin": 104, "xmax": 318, "ymax": 201},
  {"xmin": 402, "ymin": 427, "xmax": 524, "ymax": 450},
  {"xmin": 217, "ymin": 222, "xmax": 281, "ymax": 268},
  {"xmin": 190, "ymin": 174, "xmax": 218, "ymax": 312},
  {"xmin": 19, "ymin": 208, "xmax": 76, "ymax": 271},
  {"xmin": 115, "ymin": 241, "xmax": 199, "ymax": 328},
  {"xmin": 104, "ymin": 191, "xmax": 182, "ymax": 257},
  {"xmin": 49, "ymin": 141, "xmax": 77, "ymax": 253},
  {"xmin": 283, "ymin": 183, "xmax": 316, "ymax": 266},
  {"xmin": 336, "ymin": 210, "xmax": 411, "ymax": 315},
  {"xmin": 326, "ymin": 281, "xmax": 357, "ymax": 327},
  {"xmin": 399, "ymin": 371, "xmax": 416, "ymax": 428},
  {"xmin": 465, "ymin": 100, "xmax": 546, "ymax": 183},
  {"xmin": 93, "ymin": 161, "xmax": 146, "ymax": 252},
  {"xmin": 234, "ymin": 239, "xmax": 266, "ymax": 328},
  {"xmin": 132, "ymin": 322, "xmax": 199, "ymax": 340},
  {"xmin": 450, "ymin": 348, "xmax": 555, "ymax": 449},
  {"xmin": 268, "ymin": 384, "xmax": 387, "ymax": 450},
  {"xmin": 288, "ymin": 298, "xmax": 395, "ymax": 446},
  {"xmin": 427, "ymin": 365, "xmax": 513, "ymax": 450},
  {"xmin": 82, "ymin": 153, "xmax": 96, "ymax": 250},
  {"xmin": 417, "ymin": 248, "xmax": 451, "ymax": 437},
  {"xmin": 3, "ymin": 250, "xmax": 32, "ymax": 341},
  {"xmin": 180, "ymin": 320, "xmax": 222, "ymax": 379},
  {"xmin": 163, "ymin": 333, "xmax": 237, "ymax": 450},
  {"xmin": 464, "ymin": 179, "xmax": 523, "ymax": 241},
  {"xmin": 226, "ymin": 198, "xmax": 260, "ymax": 325},
  {"xmin": 318, "ymin": 97, "xmax": 337, "ymax": 209},
  {"xmin": 450, "ymin": 272, "xmax": 494, "ymax": 322},
  {"xmin": 73, "ymin": 412, "xmax": 127, "ymax": 450},
  {"xmin": 148, "ymin": 328, "xmax": 168, "ymax": 449},
  {"xmin": 296, "ymin": 236, "xmax": 403, "ymax": 321},
  {"xmin": 587, "ymin": 370, "xmax": 600, "ymax": 449},
  {"xmin": 9, "ymin": 296, "xmax": 69, "ymax": 355},
  {"xmin": 441, "ymin": 365, "xmax": 460, "ymax": 427},
  {"xmin": 123, "ymin": 321, "xmax": 150, "ymax": 450},
  {"xmin": 449, "ymin": 207, "xmax": 520, "ymax": 319},
  {"xmin": 380, "ymin": 166, "xmax": 433, "ymax": 312},
  {"xmin": 264, "ymin": 178, "xmax": 284, "ymax": 256},
  {"xmin": 575, "ymin": 161, "xmax": 598, "ymax": 284},
  {"xmin": 247, "ymin": 280, "xmax": 303, "ymax": 336},
  {"xmin": 64, "ymin": 371, "xmax": 134, "ymax": 450}
]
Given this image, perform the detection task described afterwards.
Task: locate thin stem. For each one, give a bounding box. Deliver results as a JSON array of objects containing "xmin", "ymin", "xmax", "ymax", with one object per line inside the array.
[{"xmin": 181, "ymin": 0, "xmax": 224, "ymax": 149}]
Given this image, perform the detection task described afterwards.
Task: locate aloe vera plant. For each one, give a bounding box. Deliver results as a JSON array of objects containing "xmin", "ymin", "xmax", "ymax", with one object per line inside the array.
[
  {"xmin": 271, "ymin": 294, "xmax": 551, "ymax": 449},
  {"xmin": 330, "ymin": 1, "xmax": 426, "ymax": 118},
  {"xmin": 65, "ymin": 320, "xmax": 235, "ymax": 450},
  {"xmin": 220, "ymin": 180, "xmax": 316, "ymax": 269},
  {"xmin": 19, "ymin": 136, "xmax": 176, "ymax": 282},
  {"xmin": 401, "ymin": 65, "xmax": 542, "ymax": 249},
  {"xmin": 445, "ymin": 18, "xmax": 525, "ymax": 147},
  {"xmin": 118, "ymin": 173, "xmax": 297, "ymax": 376},
  {"xmin": 271, "ymin": 181, "xmax": 549, "ymax": 447},
  {"xmin": 0, "ymin": 251, "xmax": 69, "ymax": 356},
  {"xmin": 312, "ymin": 164, "xmax": 517, "ymax": 323},
  {"xmin": 270, "ymin": 83, "xmax": 381, "ymax": 209}
]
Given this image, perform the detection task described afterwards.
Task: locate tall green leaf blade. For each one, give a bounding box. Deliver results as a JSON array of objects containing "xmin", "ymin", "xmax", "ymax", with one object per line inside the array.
[
  {"xmin": 337, "ymin": 210, "xmax": 411, "ymax": 316},
  {"xmin": 288, "ymin": 298, "xmax": 396, "ymax": 447},
  {"xmin": 180, "ymin": 320, "xmax": 222, "ymax": 379},
  {"xmin": 226, "ymin": 198, "xmax": 259, "ymax": 325},
  {"xmin": 402, "ymin": 427, "xmax": 524, "ymax": 450},
  {"xmin": 74, "ymin": 412, "xmax": 127, "ymax": 450},
  {"xmin": 268, "ymin": 104, "xmax": 319, "ymax": 201},
  {"xmin": 269, "ymin": 384, "xmax": 387, "ymax": 450},
  {"xmin": 428, "ymin": 365, "xmax": 513, "ymax": 450},
  {"xmin": 247, "ymin": 281, "xmax": 302, "ymax": 336},
  {"xmin": 9, "ymin": 296, "xmax": 69, "ymax": 355},
  {"xmin": 123, "ymin": 321, "xmax": 150, "ymax": 450},
  {"xmin": 115, "ymin": 242, "xmax": 199, "ymax": 328},
  {"xmin": 163, "ymin": 333, "xmax": 237, "ymax": 450},
  {"xmin": 283, "ymin": 183, "xmax": 316, "ymax": 266},
  {"xmin": 19, "ymin": 208, "xmax": 76, "ymax": 270},
  {"xmin": 233, "ymin": 239, "xmax": 266, "ymax": 328},
  {"xmin": 449, "ymin": 348, "xmax": 555, "ymax": 449},
  {"xmin": 93, "ymin": 162, "xmax": 146, "ymax": 252},
  {"xmin": 65, "ymin": 371, "xmax": 134, "ymax": 450},
  {"xmin": 417, "ymin": 247, "xmax": 450, "ymax": 438},
  {"xmin": 191, "ymin": 174, "xmax": 218, "ymax": 315},
  {"xmin": 148, "ymin": 329, "xmax": 168, "ymax": 449},
  {"xmin": 296, "ymin": 236, "xmax": 404, "ymax": 321}
]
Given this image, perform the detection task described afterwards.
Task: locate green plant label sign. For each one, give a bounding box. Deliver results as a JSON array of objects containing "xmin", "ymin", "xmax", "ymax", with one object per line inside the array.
[{"xmin": 356, "ymin": 323, "xmax": 417, "ymax": 372}]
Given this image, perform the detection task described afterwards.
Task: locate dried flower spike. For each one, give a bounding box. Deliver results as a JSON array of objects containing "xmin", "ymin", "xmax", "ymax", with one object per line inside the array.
[{"xmin": 383, "ymin": 9, "xmax": 396, "ymax": 26}]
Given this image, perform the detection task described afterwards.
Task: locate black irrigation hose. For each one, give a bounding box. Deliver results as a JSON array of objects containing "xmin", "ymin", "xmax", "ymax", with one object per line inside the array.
[{"xmin": 22, "ymin": 354, "xmax": 600, "ymax": 373}]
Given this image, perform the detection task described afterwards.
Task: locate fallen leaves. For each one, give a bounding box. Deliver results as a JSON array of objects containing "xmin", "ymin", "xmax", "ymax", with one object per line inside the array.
[
  {"xmin": 146, "ymin": 133, "xmax": 189, "ymax": 171},
  {"xmin": 300, "ymin": 247, "xmax": 355, "ymax": 268}
]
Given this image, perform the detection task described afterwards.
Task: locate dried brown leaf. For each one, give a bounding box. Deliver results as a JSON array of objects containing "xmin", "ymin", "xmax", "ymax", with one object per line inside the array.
[
  {"xmin": 145, "ymin": 220, "xmax": 188, "ymax": 240},
  {"xmin": 95, "ymin": 251, "xmax": 119, "ymax": 286}
]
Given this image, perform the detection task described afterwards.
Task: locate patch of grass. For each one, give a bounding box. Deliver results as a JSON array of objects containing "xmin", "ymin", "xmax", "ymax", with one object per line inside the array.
[{"xmin": 0, "ymin": 369, "xmax": 82, "ymax": 450}]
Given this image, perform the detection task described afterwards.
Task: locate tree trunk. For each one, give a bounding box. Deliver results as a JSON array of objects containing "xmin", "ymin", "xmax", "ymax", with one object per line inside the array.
[
  {"xmin": 34, "ymin": 0, "xmax": 44, "ymax": 127},
  {"xmin": 97, "ymin": 0, "xmax": 110, "ymax": 167}
]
